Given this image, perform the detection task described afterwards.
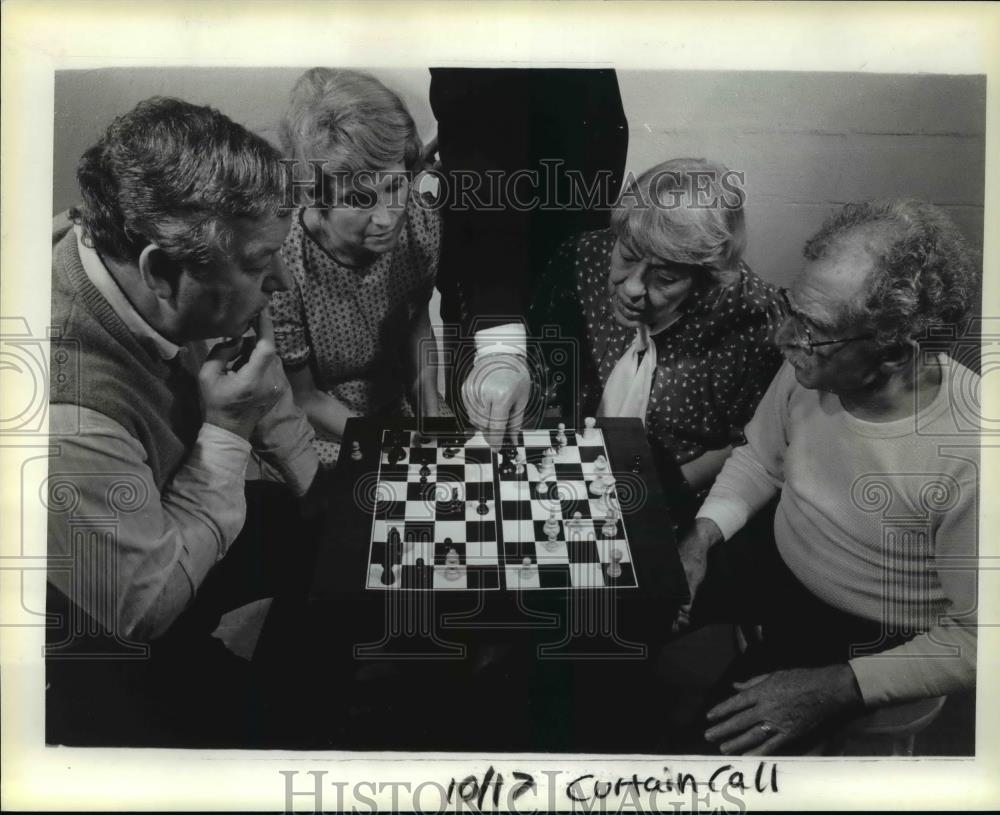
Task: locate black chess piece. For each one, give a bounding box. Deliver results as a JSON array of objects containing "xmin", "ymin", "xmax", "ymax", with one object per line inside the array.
[
  {"xmin": 631, "ymin": 455, "xmax": 642, "ymax": 474},
  {"xmin": 381, "ymin": 528, "xmax": 402, "ymax": 586},
  {"xmin": 387, "ymin": 445, "xmax": 406, "ymax": 465},
  {"xmin": 419, "ymin": 463, "xmax": 431, "ymax": 477},
  {"xmin": 388, "ymin": 525, "xmax": 402, "ymax": 557},
  {"xmin": 415, "ymin": 557, "xmax": 430, "ymax": 588},
  {"xmin": 476, "ymin": 496, "xmax": 489, "ymax": 515}
]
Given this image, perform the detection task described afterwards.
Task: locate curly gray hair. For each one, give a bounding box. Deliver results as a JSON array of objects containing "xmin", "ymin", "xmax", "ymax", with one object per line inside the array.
[
  {"xmin": 803, "ymin": 200, "xmax": 980, "ymax": 347},
  {"xmin": 71, "ymin": 97, "xmax": 286, "ymax": 270}
]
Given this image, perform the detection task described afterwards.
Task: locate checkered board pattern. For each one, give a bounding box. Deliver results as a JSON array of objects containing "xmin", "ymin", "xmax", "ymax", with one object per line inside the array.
[
  {"xmin": 368, "ymin": 430, "xmax": 500, "ymax": 590},
  {"xmin": 499, "ymin": 428, "xmax": 637, "ymax": 590},
  {"xmin": 366, "ymin": 428, "xmax": 637, "ymax": 591}
]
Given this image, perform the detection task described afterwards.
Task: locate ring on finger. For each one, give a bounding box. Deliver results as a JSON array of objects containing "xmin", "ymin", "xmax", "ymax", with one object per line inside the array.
[{"xmin": 758, "ymin": 722, "xmax": 774, "ymax": 735}]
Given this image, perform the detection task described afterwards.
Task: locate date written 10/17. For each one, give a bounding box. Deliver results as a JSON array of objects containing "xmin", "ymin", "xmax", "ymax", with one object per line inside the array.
[{"xmin": 446, "ymin": 767, "xmax": 536, "ymax": 808}]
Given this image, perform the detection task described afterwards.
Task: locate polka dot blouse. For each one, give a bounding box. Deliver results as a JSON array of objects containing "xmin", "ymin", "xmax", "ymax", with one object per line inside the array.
[
  {"xmin": 270, "ymin": 192, "xmax": 441, "ymax": 465},
  {"xmin": 530, "ymin": 228, "xmax": 784, "ymax": 467}
]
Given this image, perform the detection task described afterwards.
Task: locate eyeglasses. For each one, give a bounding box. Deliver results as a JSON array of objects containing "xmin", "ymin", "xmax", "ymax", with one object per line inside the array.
[{"xmin": 771, "ymin": 288, "xmax": 874, "ymax": 356}]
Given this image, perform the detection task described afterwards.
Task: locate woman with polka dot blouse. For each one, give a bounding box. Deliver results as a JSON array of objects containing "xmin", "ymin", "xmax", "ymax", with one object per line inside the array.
[
  {"xmin": 530, "ymin": 158, "xmax": 783, "ymax": 517},
  {"xmin": 270, "ymin": 69, "xmax": 442, "ymax": 467}
]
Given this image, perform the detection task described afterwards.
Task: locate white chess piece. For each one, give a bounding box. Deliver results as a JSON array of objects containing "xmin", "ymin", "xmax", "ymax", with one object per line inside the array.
[
  {"xmin": 538, "ymin": 452, "xmax": 555, "ymax": 478},
  {"xmin": 556, "ymin": 422, "xmax": 568, "ymax": 448},
  {"xmin": 607, "ymin": 548, "xmax": 623, "ymax": 579},
  {"xmin": 563, "ymin": 510, "xmax": 584, "ymax": 534},
  {"xmin": 543, "ymin": 511, "xmax": 560, "ymax": 540},
  {"xmin": 582, "ymin": 417, "xmax": 597, "ymax": 442},
  {"xmin": 602, "ymin": 510, "xmax": 618, "ymax": 538},
  {"xmin": 444, "ymin": 548, "xmax": 462, "ymax": 581},
  {"xmin": 589, "ymin": 476, "xmax": 606, "ymax": 497},
  {"xmin": 521, "ymin": 555, "xmax": 536, "ymax": 576}
]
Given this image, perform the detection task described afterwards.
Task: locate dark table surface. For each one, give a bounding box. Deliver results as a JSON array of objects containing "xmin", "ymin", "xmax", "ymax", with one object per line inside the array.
[{"xmin": 255, "ymin": 417, "xmax": 691, "ymax": 752}]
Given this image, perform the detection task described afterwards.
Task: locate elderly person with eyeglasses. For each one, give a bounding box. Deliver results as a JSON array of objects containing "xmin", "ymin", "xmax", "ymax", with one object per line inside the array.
[
  {"xmin": 530, "ymin": 157, "xmax": 784, "ymax": 513},
  {"xmin": 673, "ymin": 199, "xmax": 980, "ymax": 756},
  {"xmin": 270, "ymin": 68, "xmax": 442, "ymax": 467}
]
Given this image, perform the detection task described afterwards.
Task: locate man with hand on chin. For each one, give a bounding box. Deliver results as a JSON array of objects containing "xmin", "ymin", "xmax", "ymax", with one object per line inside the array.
[
  {"xmin": 47, "ymin": 98, "xmax": 320, "ymax": 743},
  {"xmin": 673, "ymin": 200, "xmax": 980, "ymax": 755}
]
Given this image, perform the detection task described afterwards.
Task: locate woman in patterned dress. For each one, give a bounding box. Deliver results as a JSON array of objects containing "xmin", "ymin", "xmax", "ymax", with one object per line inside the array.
[
  {"xmin": 271, "ymin": 68, "xmax": 442, "ymax": 467},
  {"xmin": 530, "ymin": 157, "xmax": 783, "ymax": 516}
]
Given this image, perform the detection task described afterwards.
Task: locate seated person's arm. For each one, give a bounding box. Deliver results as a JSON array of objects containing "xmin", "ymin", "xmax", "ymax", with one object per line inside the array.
[
  {"xmin": 675, "ymin": 364, "xmax": 795, "ymax": 628},
  {"xmin": 285, "ymin": 363, "xmax": 360, "ymax": 442},
  {"xmin": 847, "ymin": 473, "xmax": 978, "ymax": 705},
  {"xmin": 406, "ymin": 301, "xmax": 441, "ymax": 417},
  {"xmin": 245, "ymin": 311, "xmax": 319, "ymax": 496},
  {"xmin": 48, "ymin": 333, "xmax": 286, "ymax": 641},
  {"xmin": 48, "ymin": 406, "xmax": 252, "ymax": 642},
  {"xmin": 679, "ymin": 445, "xmax": 734, "ymax": 493}
]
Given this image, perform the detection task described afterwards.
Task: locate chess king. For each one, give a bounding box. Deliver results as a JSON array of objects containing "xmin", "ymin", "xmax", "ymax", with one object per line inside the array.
[{"xmin": 47, "ymin": 97, "xmax": 322, "ymax": 742}]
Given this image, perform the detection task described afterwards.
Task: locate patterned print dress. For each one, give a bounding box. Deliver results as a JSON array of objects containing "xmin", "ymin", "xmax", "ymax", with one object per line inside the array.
[
  {"xmin": 271, "ymin": 194, "xmax": 441, "ymax": 466},
  {"xmin": 530, "ymin": 228, "xmax": 784, "ymax": 484}
]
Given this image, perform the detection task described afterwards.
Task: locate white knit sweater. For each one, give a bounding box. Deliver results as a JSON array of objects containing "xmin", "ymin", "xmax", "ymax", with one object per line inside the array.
[{"xmin": 697, "ymin": 357, "xmax": 978, "ymax": 706}]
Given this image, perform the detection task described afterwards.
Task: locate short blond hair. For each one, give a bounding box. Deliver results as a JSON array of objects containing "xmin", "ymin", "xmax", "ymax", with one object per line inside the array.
[
  {"xmin": 280, "ymin": 68, "xmax": 422, "ymax": 202},
  {"xmin": 611, "ymin": 157, "xmax": 746, "ymax": 284}
]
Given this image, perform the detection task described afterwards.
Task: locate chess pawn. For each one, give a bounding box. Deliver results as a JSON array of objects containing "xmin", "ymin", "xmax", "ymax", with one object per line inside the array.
[
  {"xmin": 556, "ymin": 422, "xmax": 568, "ymax": 447},
  {"xmin": 607, "ymin": 548, "xmax": 623, "ymax": 579},
  {"xmin": 535, "ymin": 480, "xmax": 550, "ymax": 498},
  {"xmin": 521, "ymin": 556, "xmax": 536, "ymax": 577},
  {"xmin": 602, "ymin": 510, "xmax": 618, "ymax": 538},
  {"xmin": 351, "ymin": 441, "xmax": 363, "ymax": 461},
  {"xmin": 381, "ymin": 562, "xmax": 400, "ymax": 586},
  {"xmin": 543, "ymin": 511, "xmax": 560, "ymax": 540},
  {"xmin": 444, "ymin": 547, "xmax": 461, "ymax": 581},
  {"xmin": 582, "ymin": 416, "xmax": 597, "ymax": 442},
  {"xmin": 563, "ymin": 510, "xmax": 584, "ymax": 539},
  {"xmin": 515, "ymin": 452, "xmax": 526, "ymax": 476}
]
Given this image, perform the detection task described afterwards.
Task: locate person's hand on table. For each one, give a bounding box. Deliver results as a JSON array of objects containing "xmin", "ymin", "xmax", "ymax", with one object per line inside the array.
[
  {"xmin": 704, "ymin": 664, "xmax": 863, "ymax": 755},
  {"xmin": 672, "ymin": 517, "xmax": 723, "ymax": 633},
  {"xmin": 461, "ymin": 352, "xmax": 531, "ymax": 446}
]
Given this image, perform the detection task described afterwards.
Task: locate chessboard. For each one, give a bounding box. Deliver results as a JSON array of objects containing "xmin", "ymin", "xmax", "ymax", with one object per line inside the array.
[{"xmin": 366, "ymin": 424, "xmax": 638, "ymax": 591}]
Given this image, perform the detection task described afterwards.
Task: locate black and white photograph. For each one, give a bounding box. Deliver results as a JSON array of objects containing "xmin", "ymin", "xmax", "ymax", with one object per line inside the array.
[{"xmin": 2, "ymin": 2, "xmax": 997, "ymax": 812}]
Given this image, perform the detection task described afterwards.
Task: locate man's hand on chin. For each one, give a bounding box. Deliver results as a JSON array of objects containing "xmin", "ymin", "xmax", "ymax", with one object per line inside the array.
[{"xmin": 704, "ymin": 664, "xmax": 864, "ymax": 755}]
